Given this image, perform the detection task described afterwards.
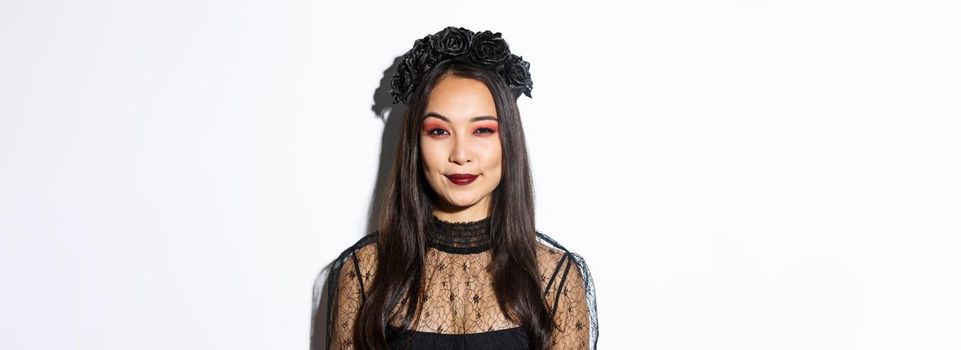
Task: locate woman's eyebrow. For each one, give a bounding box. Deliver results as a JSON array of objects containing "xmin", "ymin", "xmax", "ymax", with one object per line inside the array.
[{"xmin": 424, "ymin": 112, "xmax": 498, "ymax": 122}]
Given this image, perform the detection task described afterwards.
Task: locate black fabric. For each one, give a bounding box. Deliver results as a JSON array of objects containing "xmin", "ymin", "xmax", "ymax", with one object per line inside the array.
[
  {"xmin": 386, "ymin": 325, "xmax": 529, "ymax": 350},
  {"xmin": 424, "ymin": 214, "xmax": 493, "ymax": 254},
  {"xmin": 325, "ymin": 214, "xmax": 598, "ymax": 349}
]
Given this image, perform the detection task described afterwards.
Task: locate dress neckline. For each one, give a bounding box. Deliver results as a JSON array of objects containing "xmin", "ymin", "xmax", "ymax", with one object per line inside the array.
[
  {"xmin": 425, "ymin": 214, "xmax": 492, "ymax": 254},
  {"xmin": 386, "ymin": 324, "xmax": 523, "ymax": 335}
]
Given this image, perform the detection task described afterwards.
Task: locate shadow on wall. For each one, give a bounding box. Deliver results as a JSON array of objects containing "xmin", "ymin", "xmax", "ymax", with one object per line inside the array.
[{"xmin": 308, "ymin": 54, "xmax": 407, "ymax": 350}]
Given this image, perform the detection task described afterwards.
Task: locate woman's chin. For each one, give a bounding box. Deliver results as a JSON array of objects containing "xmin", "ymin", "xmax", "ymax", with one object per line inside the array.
[{"xmin": 439, "ymin": 196, "xmax": 481, "ymax": 209}]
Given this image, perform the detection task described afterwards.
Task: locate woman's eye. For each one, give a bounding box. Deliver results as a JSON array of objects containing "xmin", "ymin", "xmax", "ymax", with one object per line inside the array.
[
  {"xmin": 427, "ymin": 128, "xmax": 449, "ymax": 136},
  {"xmin": 475, "ymin": 128, "xmax": 495, "ymax": 135}
]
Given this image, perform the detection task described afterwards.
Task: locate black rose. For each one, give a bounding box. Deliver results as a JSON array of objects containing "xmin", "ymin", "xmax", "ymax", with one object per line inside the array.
[
  {"xmin": 390, "ymin": 63, "xmax": 414, "ymax": 103},
  {"xmin": 430, "ymin": 26, "xmax": 473, "ymax": 57},
  {"xmin": 404, "ymin": 36, "xmax": 440, "ymax": 77},
  {"xmin": 503, "ymin": 55, "xmax": 533, "ymax": 98},
  {"xmin": 392, "ymin": 36, "xmax": 442, "ymax": 103},
  {"xmin": 469, "ymin": 30, "xmax": 510, "ymax": 66}
]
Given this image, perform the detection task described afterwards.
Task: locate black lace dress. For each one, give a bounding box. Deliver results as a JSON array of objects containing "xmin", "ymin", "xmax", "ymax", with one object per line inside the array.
[{"xmin": 324, "ymin": 214, "xmax": 599, "ymax": 349}]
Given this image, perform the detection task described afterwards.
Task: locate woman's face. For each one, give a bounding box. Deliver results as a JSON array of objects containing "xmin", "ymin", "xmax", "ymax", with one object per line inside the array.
[{"xmin": 420, "ymin": 75, "xmax": 502, "ymax": 217}]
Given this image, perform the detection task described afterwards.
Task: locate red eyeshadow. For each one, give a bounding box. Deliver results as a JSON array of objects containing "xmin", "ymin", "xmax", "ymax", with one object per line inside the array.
[
  {"xmin": 475, "ymin": 122, "xmax": 499, "ymax": 134},
  {"xmin": 423, "ymin": 121, "xmax": 447, "ymax": 133}
]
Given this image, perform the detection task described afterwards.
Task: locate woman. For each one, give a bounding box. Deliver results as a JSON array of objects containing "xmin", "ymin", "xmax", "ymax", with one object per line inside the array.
[{"xmin": 325, "ymin": 27, "xmax": 598, "ymax": 350}]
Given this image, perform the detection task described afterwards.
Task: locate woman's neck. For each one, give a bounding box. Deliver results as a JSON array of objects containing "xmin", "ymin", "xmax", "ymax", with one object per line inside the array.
[{"xmin": 431, "ymin": 198, "xmax": 491, "ymax": 223}]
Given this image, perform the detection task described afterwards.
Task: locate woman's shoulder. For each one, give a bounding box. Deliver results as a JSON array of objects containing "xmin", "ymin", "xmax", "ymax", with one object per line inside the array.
[
  {"xmin": 533, "ymin": 230, "xmax": 592, "ymax": 279},
  {"xmin": 534, "ymin": 230, "xmax": 580, "ymax": 260},
  {"xmin": 533, "ymin": 229, "xmax": 597, "ymax": 325},
  {"xmin": 330, "ymin": 232, "xmax": 380, "ymax": 274},
  {"xmin": 342, "ymin": 231, "xmax": 379, "ymax": 253},
  {"xmin": 534, "ymin": 232, "xmax": 599, "ymax": 349}
]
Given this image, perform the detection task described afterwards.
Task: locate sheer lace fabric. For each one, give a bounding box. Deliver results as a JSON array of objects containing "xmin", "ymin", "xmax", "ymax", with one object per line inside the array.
[{"xmin": 326, "ymin": 215, "xmax": 598, "ymax": 349}]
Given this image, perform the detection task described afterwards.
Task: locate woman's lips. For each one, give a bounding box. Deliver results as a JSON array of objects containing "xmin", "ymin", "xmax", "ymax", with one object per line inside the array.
[{"xmin": 446, "ymin": 173, "xmax": 478, "ymax": 185}]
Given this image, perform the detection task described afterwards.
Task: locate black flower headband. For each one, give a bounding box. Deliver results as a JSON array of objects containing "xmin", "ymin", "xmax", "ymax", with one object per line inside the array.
[{"xmin": 390, "ymin": 26, "xmax": 533, "ymax": 105}]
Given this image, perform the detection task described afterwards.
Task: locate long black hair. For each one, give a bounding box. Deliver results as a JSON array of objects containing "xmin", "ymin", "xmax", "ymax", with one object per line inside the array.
[{"xmin": 354, "ymin": 58, "xmax": 553, "ymax": 349}]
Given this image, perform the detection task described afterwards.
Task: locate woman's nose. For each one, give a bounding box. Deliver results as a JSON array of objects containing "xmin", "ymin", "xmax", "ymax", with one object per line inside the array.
[{"xmin": 449, "ymin": 134, "xmax": 471, "ymax": 165}]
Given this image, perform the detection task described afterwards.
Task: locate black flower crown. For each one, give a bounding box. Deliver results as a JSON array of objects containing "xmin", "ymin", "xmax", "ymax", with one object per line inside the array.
[{"xmin": 390, "ymin": 26, "xmax": 534, "ymax": 105}]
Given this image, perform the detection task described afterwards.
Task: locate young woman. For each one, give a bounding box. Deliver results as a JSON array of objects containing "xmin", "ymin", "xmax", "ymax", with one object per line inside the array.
[{"xmin": 325, "ymin": 27, "xmax": 598, "ymax": 350}]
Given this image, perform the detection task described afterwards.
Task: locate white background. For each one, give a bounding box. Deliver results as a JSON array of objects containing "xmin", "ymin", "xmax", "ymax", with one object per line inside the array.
[{"xmin": 2, "ymin": 0, "xmax": 959, "ymax": 349}]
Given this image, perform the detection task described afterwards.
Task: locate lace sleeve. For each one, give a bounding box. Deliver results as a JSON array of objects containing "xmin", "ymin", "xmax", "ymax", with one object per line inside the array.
[
  {"xmin": 325, "ymin": 237, "xmax": 377, "ymax": 350},
  {"xmin": 547, "ymin": 252, "xmax": 599, "ymax": 350}
]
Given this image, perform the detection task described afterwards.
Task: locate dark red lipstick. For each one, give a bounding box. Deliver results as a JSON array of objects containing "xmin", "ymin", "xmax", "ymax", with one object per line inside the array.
[{"xmin": 446, "ymin": 173, "xmax": 478, "ymax": 185}]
